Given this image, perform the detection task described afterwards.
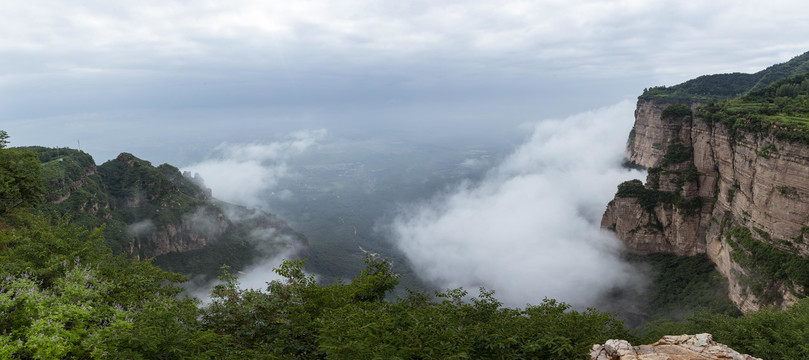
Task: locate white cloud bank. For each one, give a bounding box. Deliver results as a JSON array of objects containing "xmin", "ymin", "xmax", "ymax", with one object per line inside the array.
[
  {"xmin": 182, "ymin": 129, "xmax": 326, "ymax": 208},
  {"xmin": 388, "ymin": 101, "xmax": 645, "ymax": 308}
]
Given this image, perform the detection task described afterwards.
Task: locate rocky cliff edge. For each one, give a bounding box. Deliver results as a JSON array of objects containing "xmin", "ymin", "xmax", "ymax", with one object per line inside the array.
[{"xmin": 602, "ymin": 99, "xmax": 809, "ymax": 311}]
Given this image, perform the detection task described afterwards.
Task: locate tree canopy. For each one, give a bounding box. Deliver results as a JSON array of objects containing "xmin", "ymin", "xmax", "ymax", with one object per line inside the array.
[{"xmin": 0, "ymin": 131, "xmax": 44, "ymax": 214}]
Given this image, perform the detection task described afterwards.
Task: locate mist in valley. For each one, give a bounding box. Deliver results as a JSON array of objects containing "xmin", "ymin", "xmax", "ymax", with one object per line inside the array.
[
  {"xmin": 172, "ymin": 100, "xmax": 647, "ymax": 309},
  {"xmin": 388, "ymin": 101, "xmax": 646, "ymax": 308}
]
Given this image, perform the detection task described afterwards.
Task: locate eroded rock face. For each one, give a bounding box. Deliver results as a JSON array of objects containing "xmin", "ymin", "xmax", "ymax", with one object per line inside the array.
[
  {"xmin": 627, "ymin": 100, "xmax": 700, "ymax": 168},
  {"xmin": 601, "ymin": 197, "xmax": 705, "ymax": 256},
  {"xmin": 129, "ymin": 207, "xmax": 229, "ymax": 258},
  {"xmin": 603, "ymin": 99, "xmax": 809, "ymax": 311},
  {"xmin": 590, "ymin": 333, "xmax": 761, "ymax": 360}
]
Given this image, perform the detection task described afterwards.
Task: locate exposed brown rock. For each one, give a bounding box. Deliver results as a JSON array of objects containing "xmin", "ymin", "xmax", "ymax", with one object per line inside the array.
[
  {"xmin": 626, "ymin": 100, "xmax": 700, "ymax": 168},
  {"xmin": 590, "ymin": 334, "xmax": 761, "ymax": 360}
]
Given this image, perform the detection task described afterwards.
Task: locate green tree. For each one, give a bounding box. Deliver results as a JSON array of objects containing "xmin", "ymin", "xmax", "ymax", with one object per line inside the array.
[
  {"xmin": 642, "ymin": 298, "xmax": 809, "ymax": 359},
  {"xmin": 202, "ymin": 257, "xmax": 631, "ymax": 359},
  {"xmin": 0, "ymin": 213, "xmax": 229, "ymax": 359},
  {"xmin": 0, "ymin": 130, "xmax": 44, "ymax": 214},
  {"xmin": 0, "ymin": 266, "xmax": 130, "ymax": 359}
]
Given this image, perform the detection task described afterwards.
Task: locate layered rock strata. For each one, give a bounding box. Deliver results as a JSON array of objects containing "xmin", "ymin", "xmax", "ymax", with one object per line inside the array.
[{"xmin": 602, "ymin": 99, "xmax": 809, "ymax": 311}]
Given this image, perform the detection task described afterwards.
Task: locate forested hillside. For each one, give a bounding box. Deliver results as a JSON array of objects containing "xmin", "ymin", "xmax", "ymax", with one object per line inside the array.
[{"xmin": 23, "ymin": 146, "xmax": 306, "ymax": 279}]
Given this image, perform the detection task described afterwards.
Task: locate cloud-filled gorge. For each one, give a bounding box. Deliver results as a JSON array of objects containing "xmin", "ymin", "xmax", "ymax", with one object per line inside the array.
[
  {"xmin": 388, "ymin": 101, "xmax": 645, "ymax": 308},
  {"xmin": 181, "ymin": 102, "xmax": 646, "ymax": 307}
]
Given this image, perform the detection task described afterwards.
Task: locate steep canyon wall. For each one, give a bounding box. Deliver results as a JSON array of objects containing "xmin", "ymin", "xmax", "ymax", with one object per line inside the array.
[{"xmin": 603, "ymin": 99, "xmax": 809, "ymax": 311}]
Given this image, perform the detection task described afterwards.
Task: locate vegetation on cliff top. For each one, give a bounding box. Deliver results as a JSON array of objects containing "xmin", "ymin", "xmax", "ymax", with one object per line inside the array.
[
  {"xmin": 639, "ymin": 50, "xmax": 809, "ymax": 104},
  {"xmin": 696, "ymin": 72, "xmax": 809, "ymax": 143},
  {"xmin": 637, "ymin": 51, "xmax": 809, "ymax": 143}
]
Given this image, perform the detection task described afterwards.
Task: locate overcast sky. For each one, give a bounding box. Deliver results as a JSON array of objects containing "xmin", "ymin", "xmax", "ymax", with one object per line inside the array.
[{"xmin": 2, "ymin": 1, "xmax": 809, "ymax": 163}]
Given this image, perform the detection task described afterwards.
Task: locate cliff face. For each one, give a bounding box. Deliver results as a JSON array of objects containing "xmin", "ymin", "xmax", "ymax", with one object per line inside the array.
[
  {"xmin": 603, "ymin": 99, "xmax": 809, "ymax": 311},
  {"xmin": 127, "ymin": 207, "xmax": 229, "ymax": 259},
  {"xmin": 626, "ymin": 100, "xmax": 697, "ymax": 168}
]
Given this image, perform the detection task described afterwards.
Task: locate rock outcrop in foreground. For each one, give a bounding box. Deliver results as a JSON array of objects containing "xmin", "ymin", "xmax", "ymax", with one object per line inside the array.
[{"xmin": 590, "ymin": 334, "xmax": 761, "ymax": 360}]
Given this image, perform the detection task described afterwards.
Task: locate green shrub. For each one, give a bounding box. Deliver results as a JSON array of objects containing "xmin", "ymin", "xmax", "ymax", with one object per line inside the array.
[
  {"xmin": 661, "ymin": 104, "xmax": 693, "ymax": 120},
  {"xmin": 660, "ymin": 138, "xmax": 693, "ymax": 167}
]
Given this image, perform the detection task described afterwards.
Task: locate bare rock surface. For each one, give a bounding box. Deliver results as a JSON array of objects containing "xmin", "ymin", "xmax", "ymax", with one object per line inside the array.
[{"xmin": 590, "ymin": 334, "xmax": 761, "ymax": 360}]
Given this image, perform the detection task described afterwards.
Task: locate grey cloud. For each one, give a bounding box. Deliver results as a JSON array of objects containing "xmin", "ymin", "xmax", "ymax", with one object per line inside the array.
[
  {"xmin": 127, "ymin": 219, "xmax": 155, "ymax": 237},
  {"xmin": 184, "ymin": 207, "xmax": 224, "ymax": 239},
  {"xmin": 182, "ymin": 129, "xmax": 326, "ymax": 208},
  {"xmin": 4, "ymin": 2, "xmax": 809, "ymax": 84}
]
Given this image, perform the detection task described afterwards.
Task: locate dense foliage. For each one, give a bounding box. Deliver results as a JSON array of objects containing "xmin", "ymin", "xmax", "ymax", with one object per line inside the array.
[
  {"xmin": 0, "ymin": 212, "xmax": 226, "ymax": 359},
  {"xmin": 200, "ymin": 258, "xmax": 634, "ymax": 359},
  {"xmin": 4, "ymin": 211, "xmax": 809, "ymax": 359},
  {"xmin": 614, "ymin": 170, "xmax": 700, "ymax": 216},
  {"xmin": 659, "ymin": 138, "xmax": 693, "ymax": 167},
  {"xmin": 625, "ymin": 253, "xmax": 740, "ymax": 323},
  {"xmin": 615, "ymin": 179, "xmax": 676, "ymax": 213},
  {"xmin": 7, "ymin": 208, "xmax": 809, "ymax": 359},
  {"xmin": 0, "ymin": 132, "xmax": 44, "ymax": 214},
  {"xmin": 640, "ymin": 73, "xmax": 759, "ymax": 103},
  {"xmin": 642, "ymin": 299, "xmax": 809, "ymax": 360},
  {"xmin": 660, "ymin": 104, "xmax": 693, "ymax": 120}
]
